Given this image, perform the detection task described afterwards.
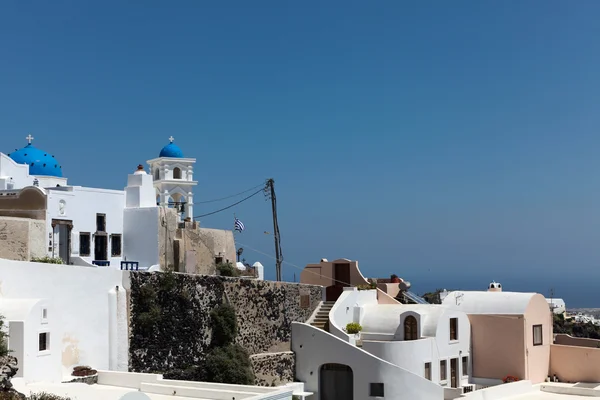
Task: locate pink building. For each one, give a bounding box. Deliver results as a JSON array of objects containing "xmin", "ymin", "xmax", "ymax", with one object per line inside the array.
[{"xmin": 441, "ymin": 285, "xmax": 552, "ymax": 384}]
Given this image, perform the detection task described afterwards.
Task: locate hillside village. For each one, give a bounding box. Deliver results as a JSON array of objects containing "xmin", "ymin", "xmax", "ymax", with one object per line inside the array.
[{"xmin": 2, "ymin": 136, "xmax": 600, "ymax": 400}]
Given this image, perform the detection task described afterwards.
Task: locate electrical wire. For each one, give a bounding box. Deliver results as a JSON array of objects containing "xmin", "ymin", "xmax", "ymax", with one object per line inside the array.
[
  {"xmin": 193, "ymin": 188, "xmax": 265, "ymax": 219},
  {"xmin": 192, "ymin": 183, "xmax": 266, "ymax": 204}
]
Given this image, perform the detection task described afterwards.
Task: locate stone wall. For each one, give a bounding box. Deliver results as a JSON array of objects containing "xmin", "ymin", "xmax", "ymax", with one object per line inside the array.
[
  {"xmin": 250, "ymin": 352, "xmax": 295, "ymax": 387},
  {"xmin": 158, "ymin": 213, "xmax": 236, "ymax": 275},
  {"xmin": 0, "ymin": 216, "xmax": 45, "ymax": 261},
  {"xmin": 128, "ymin": 272, "xmax": 322, "ymax": 380}
]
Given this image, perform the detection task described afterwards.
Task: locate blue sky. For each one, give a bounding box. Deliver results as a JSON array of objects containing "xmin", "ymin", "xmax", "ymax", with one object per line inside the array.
[{"xmin": 1, "ymin": 1, "xmax": 600, "ymax": 306}]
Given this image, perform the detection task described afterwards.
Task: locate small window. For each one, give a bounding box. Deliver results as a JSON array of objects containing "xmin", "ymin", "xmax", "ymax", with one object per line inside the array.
[
  {"xmin": 154, "ymin": 168, "xmax": 160, "ymax": 180},
  {"xmin": 111, "ymin": 234, "xmax": 122, "ymax": 257},
  {"xmin": 440, "ymin": 360, "xmax": 447, "ymax": 381},
  {"xmin": 96, "ymin": 214, "xmax": 106, "ymax": 232},
  {"xmin": 79, "ymin": 233, "xmax": 91, "ymax": 256},
  {"xmin": 424, "ymin": 362, "xmax": 431, "ymax": 380},
  {"xmin": 404, "ymin": 315, "xmax": 418, "ymax": 340},
  {"xmin": 42, "ymin": 308, "xmax": 47, "ymax": 320},
  {"xmin": 533, "ymin": 324, "xmax": 543, "ymax": 346},
  {"xmin": 369, "ymin": 383, "xmax": 384, "ymax": 397},
  {"xmin": 450, "ymin": 318, "xmax": 458, "ymax": 341},
  {"xmin": 39, "ymin": 332, "xmax": 49, "ymax": 352},
  {"xmin": 462, "ymin": 356, "xmax": 468, "ymax": 376},
  {"xmin": 215, "ymin": 256, "xmax": 223, "ymax": 265},
  {"xmin": 173, "ymin": 167, "xmax": 182, "ymax": 179}
]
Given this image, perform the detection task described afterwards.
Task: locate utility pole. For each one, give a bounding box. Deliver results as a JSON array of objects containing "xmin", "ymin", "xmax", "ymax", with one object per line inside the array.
[
  {"xmin": 266, "ymin": 178, "xmax": 283, "ymax": 281},
  {"xmin": 550, "ymin": 288, "xmax": 555, "ymax": 314}
]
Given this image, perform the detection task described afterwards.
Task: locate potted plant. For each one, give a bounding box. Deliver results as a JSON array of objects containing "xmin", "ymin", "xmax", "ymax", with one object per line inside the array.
[{"xmin": 345, "ymin": 322, "xmax": 362, "ymax": 338}]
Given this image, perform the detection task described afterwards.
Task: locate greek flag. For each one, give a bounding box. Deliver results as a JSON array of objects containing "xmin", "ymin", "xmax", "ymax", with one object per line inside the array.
[{"xmin": 234, "ymin": 218, "xmax": 245, "ymax": 233}]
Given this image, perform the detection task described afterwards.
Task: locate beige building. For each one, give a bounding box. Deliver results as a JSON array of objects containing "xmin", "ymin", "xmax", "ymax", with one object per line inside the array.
[{"xmin": 441, "ymin": 285, "xmax": 552, "ymax": 384}]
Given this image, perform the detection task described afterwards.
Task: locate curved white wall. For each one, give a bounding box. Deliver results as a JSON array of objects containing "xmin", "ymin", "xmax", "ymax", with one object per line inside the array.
[
  {"xmin": 328, "ymin": 288, "xmax": 378, "ymax": 343},
  {"xmin": 292, "ymin": 322, "xmax": 443, "ymax": 400}
]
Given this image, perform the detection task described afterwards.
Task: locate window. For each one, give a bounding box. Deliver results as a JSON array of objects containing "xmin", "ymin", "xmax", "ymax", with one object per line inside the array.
[
  {"xmin": 154, "ymin": 168, "xmax": 160, "ymax": 180},
  {"xmin": 440, "ymin": 360, "xmax": 447, "ymax": 381},
  {"xmin": 424, "ymin": 362, "xmax": 431, "ymax": 380},
  {"xmin": 96, "ymin": 214, "xmax": 106, "ymax": 232},
  {"xmin": 111, "ymin": 234, "xmax": 122, "ymax": 257},
  {"xmin": 462, "ymin": 356, "xmax": 468, "ymax": 376},
  {"xmin": 533, "ymin": 324, "xmax": 543, "ymax": 346},
  {"xmin": 79, "ymin": 233, "xmax": 91, "ymax": 256},
  {"xmin": 369, "ymin": 383, "xmax": 384, "ymax": 397},
  {"xmin": 173, "ymin": 167, "xmax": 182, "ymax": 179},
  {"xmin": 38, "ymin": 332, "xmax": 49, "ymax": 352},
  {"xmin": 450, "ymin": 318, "xmax": 458, "ymax": 340},
  {"xmin": 404, "ymin": 315, "xmax": 418, "ymax": 340},
  {"xmin": 42, "ymin": 308, "xmax": 48, "ymax": 320}
]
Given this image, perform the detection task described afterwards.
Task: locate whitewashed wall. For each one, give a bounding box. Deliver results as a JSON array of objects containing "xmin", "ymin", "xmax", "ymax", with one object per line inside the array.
[
  {"xmin": 292, "ymin": 322, "xmax": 443, "ymax": 400},
  {"xmin": 0, "ymin": 153, "xmax": 34, "ymax": 189},
  {"xmin": 328, "ymin": 288, "xmax": 378, "ymax": 343},
  {"xmin": 46, "ymin": 186, "xmax": 125, "ymax": 267},
  {"xmin": 123, "ymin": 207, "xmax": 160, "ymax": 270},
  {"xmin": 0, "ymin": 259, "xmax": 128, "ymax": 379},
  {"xmin": 361, "ymin": 308, "xmax": 471, "ymax": 388}
]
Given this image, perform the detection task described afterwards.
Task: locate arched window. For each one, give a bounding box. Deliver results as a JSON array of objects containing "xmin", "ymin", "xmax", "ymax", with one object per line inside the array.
[
  {"xmin": 404, "ymin": 315, "xmax": 418, "ymax": 340},
  {"xmin": 173, "ymin": 167, "xmax": 182, "ymax": 179}
]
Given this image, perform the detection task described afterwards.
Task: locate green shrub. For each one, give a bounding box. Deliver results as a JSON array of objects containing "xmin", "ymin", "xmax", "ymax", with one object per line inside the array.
[
  {"xmin": 210, "ymin": 304, "xmax": 237, "ymax": 348},
  {"xmin": 31, "ymin": 256, "xmax": 63, "ymax": 264},
  {"xmin": 0, "ymin": 314, "xmax": 9, "ymax": 357},
  {"xmin": 204, "ymin": 343, "xmax": 254, "ymax": 385},
  {"xmin": 27, "ymin": 393, "xmax": 72, "ymax": 400},
  {"xmin": 216, "ymin": 262, "xmax": 240, "ymax": 277},
  {"xmin": 345, "ymin": 322, "xmax": 362, "ymax": 334},
  {"xmin": 357, "ymin": 282, "xmax": 377, "ymax": 290}
]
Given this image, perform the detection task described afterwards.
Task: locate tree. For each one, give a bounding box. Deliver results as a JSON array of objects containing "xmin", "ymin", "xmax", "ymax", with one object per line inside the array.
[
  {"xmin": 204, "ymin": 344, "xmax": 254, "ymax": 385},
  {"xmin": 210, "ymin": 304, "xmax": 237, "ymax": 348},
  {"xmin": 216, "ymin": 263, "xmax": 240, "ymax": 277}
]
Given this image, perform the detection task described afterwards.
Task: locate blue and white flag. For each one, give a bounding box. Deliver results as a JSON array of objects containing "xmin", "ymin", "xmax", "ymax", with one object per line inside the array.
[{"xmin": 234, "ymin": 218, "xmax": 245, "ymax": 233}]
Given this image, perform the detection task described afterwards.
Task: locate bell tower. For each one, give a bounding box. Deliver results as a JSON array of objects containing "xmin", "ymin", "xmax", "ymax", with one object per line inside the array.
[{"xmin": 146, "ymin": 136, "xmax": 197, "ymax": 220}]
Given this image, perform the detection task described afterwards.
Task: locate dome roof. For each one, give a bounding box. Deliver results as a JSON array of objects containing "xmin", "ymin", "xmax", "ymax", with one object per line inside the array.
[
  {"xmin": 159, "ymin": 142, "xmax": 184, "ymax": 158},
  {"xmin": 9, "ymin": 143, "xmax": 63, "ymax": 177}
]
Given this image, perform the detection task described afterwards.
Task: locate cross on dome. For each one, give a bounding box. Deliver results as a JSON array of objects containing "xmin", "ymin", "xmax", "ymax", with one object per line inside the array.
[
  {"xmin": 169, "ymin": 136, "xmax": 175, "ymax": 143},
  {"xmin": 26, "ymin": 134, "xmax": 34, "ymax": 144}
]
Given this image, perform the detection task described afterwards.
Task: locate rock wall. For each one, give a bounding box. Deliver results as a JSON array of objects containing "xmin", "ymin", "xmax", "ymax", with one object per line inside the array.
[
  {"xmin": 129, "ymin": 272, "xmax": 322, "ymax": 378},
  {"xmin": 0, "ymin": 216, "xmax": 45, "ymax": 261},
  {"xmin": 250, "ymin": 352, "xmax": 295, "ymax": 387}
]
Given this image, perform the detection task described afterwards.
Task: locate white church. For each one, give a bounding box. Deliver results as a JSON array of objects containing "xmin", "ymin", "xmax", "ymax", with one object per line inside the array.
[{"xmin": 0, "ymin": 134, "xmax": 243, "ymax": 273}]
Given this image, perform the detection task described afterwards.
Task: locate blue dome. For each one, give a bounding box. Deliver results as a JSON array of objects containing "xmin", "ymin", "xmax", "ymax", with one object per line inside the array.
[
  {"xmin": 159, "ymin": 142, "xmax": 184, "ymax": 158},
  {"xmin": 9, "ymin": 144, "xmax": 63, "ymax": 177}
]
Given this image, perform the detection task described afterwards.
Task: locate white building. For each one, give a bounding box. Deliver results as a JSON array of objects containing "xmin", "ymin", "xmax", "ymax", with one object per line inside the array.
[
  {"xmin": 293, "ymin": 287, "xmax": 472, "ymax": 400},
  {"xmin": 0, "ymin": 298, "xmax": 62, "ymax": 383},
  {"xmin": 0, "ymin": 135, "xmax": 204, "ymax": 269},
  {"xmin": 546, "ymin": 298, "xmax": 566, "ymax": 315}
]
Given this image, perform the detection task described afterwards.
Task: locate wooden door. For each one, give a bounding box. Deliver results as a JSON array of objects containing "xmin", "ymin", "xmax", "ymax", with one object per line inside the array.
[
  {"xmin": 450, "ymin": 358, "xmax": 458, "ymax": 388},
  {"xmin": 95, "ymin": 235, "xmax": 108, "ymax": 261},
  {"xmin": 334, "ymin": 263, "xmax": 351, "ymax": 287}
]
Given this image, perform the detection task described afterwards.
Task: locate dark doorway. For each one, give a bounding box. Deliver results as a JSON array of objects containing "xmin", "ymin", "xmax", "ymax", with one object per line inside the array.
[
  {"xmin": 320, "ymin": 363, "xmax": 353, "ymax": 400},
  {"xmin": 450, "ymin": 358, "xmax": 458, "ymax": 388},
  {"xmin": 333, "ymin": 263, "xmax": 351, "ymax": 287},
  {"xmin": 94, "ymin": 235, "xmax": 108, "ymax": 261}
]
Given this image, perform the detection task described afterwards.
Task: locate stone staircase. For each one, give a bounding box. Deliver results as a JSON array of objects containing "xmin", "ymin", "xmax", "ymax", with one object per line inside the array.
[{"xmin": 310, "ymin": 301, "xmax": 335, "ymax": 331}]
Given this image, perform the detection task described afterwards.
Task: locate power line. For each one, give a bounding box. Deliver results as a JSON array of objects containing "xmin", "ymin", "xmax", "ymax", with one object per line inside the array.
[
  {"xmin": 193, "ymin": 187, "xmax": 265, "ymax": 219},
  {"xmin": 193, "ymin": 183, "xmax": 266, "ymax": 204}
]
